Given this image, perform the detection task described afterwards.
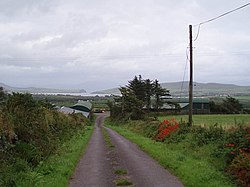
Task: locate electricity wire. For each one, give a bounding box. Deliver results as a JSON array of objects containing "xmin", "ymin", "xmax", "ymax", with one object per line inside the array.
[
  {"xmin": 193, "ymin": 2, "xmax": 250, "ymax": 41},
  {"xmin": 179, "ymin": 47, "xmax": 189, "ymax": 101},
  {"xmin": 1, "ymin": 51, "xmax": 250, "ymax": 63}
]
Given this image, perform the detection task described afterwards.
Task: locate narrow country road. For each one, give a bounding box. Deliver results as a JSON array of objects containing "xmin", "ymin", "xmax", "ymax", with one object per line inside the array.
[
  {"xmin": 69, "ymin": 113, "xmax": 184, "ymax": 187},
  {"xmin": 69, "ymin": 114, "xmax": 115, "ymax": 187}
]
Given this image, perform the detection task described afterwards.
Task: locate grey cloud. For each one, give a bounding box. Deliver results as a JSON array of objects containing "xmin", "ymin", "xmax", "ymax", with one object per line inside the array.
[
  {"xmin": 0, "ymin": 0, "xmax": 57, "ymax": 19},
  {"xmin": 0, "ymin": 0, "xmax": 249, "ymax": 91}
]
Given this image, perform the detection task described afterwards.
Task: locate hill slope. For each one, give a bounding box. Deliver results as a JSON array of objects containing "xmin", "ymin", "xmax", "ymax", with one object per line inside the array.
[
  {"xmin": 0, "ymin": 83, "xmax": 86, "ymax": 94},
  {"xmin": 92, "ymin": 82, "xmax": 250, "ymax": 96},
  {"xmin": 161, "ymin": 82, "xmax": 250, "ymax": 96}
]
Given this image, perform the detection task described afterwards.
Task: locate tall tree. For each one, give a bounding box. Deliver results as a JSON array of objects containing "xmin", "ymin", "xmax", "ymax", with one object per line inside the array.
[
  {"xmin": 119, "ymin": 86, "xmax": 144, "ymax": 120},
  {"xmin": 222, "ymin": 96, "xmax": 242, "ymax": 114},
  {"xmin": 117, "ymin": 75, "xmax": 148, "ymax": 120},
  {"xmin": 153, "ymin": 80, "xmax": 169, "ymax": 111},
  {"xmin": 110, "ymin": 76, "xmax": 170, "ymax": 120},
  {"xmin": 210, "ymin": 96, "xmax": 242, "ymax": 114},
  {"xmin": 127, "ymin": 75, "xmax": 146, "ymax": 104},
  {"xmin": 144, "ymin": 79, "xmax": 153, "ymax": 112}
]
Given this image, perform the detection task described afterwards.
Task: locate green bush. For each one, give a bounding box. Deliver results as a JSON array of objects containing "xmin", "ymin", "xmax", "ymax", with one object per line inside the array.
[
  {"xmin": 0, "ymin": 93, "xmax": 88, "ymax": 186},
  {"xmin": 123, "ymin": 119, "xmax": 159, "ymax": 138},
  {"xmin": 192, "ymin": 125, "xmax": 225, "ymax": 146},
  {"xmin": 143, "ymin": 120, "xmax": 160, "ymax": 138},
  {"xmin": 215, "ymin": 127, "xmax": 250, "ymax": 163}
]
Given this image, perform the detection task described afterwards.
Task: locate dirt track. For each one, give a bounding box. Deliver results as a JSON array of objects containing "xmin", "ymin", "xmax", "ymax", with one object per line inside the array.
[{"xmin": 69, "ymin": 114, "xmax": 184, "ymax": 187}]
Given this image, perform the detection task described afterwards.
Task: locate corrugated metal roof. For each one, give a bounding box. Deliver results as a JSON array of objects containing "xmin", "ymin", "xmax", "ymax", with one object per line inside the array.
[
  {"xmin": 74, "ymin": 100, "xmax": 92, "ymax": 109},
  {"xmin": 71, "ymin": 100, "xmax": 93, "ymax": 112},
  {"xmin": 59, "ymin": 106, "xmax": 89, "ymax": 117}
]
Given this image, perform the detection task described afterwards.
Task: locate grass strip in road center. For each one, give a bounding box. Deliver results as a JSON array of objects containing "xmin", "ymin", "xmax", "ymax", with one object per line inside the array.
[
  {"xmin": 107, "ymin": 125, "xmax": 235, "ymax": 187},
  {"xmin": 115, "ymin": 178, "xmax": 133, "ymax": 186},
  {"xmin": 102, "ymin": 127, "xmax": 133, "ymax": 186},
  {"xmin": 102, "ymin": 127, "xmax": 115, "ymax": 148},
  {"xmin": 114, "ymin": 169, "xmax": 128, "ymax": 175}
]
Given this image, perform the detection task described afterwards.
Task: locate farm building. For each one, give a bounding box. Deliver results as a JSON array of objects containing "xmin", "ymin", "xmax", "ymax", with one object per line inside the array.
[
  {"xmin": 162, "ymin": 97, "xmax": 210, "ymax": 114},
  {"xmin": 70, "ymin": 100, "xmax": 92, "ymax": 113},
  {"xmin": 59, "ymin": 100, "xmax": 93, "ymax": 118}
]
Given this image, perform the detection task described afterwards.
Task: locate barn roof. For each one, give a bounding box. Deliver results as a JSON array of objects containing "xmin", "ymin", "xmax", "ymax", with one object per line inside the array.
[
  {"xmin": 59, "ymin": 106, "xmax": 90, "ymax": 117},
  {"xmin": 70, "ymin": 100, "xmax": 92, "ymax": 112}
]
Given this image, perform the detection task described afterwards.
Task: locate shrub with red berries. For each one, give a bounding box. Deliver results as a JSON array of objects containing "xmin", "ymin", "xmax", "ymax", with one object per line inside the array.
[{"xmin": 154, "ymin": 118, "xmax": 179, "ymax": 141}]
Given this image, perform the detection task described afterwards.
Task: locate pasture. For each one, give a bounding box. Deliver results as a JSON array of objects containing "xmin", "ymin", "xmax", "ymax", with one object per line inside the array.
[{"xmin": 159, "ymin": 114, "xmax": 250, "ymax": 127}]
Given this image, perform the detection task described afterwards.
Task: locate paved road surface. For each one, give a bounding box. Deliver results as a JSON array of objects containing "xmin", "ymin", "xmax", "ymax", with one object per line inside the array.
[{"xmin": 69, "ymin": 114, "xmax": 184, "ymax": 187}]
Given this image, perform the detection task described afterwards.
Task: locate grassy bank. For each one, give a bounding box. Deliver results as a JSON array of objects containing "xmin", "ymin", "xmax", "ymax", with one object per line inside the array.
[
  {"xmin": 106, "ymin": 119, "xmax": 239, "ymax": 187},
  {"xmin": 158, "ymin": 114, "xmax": 250, "ymax": 127},
  {"xmin": 16, "ymin": 126, "xmax": 94, "ymax": 187}
]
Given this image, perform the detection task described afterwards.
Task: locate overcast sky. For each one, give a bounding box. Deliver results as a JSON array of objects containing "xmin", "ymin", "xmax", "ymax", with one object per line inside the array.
[{"xmin": 0, "ymin": 0, "xmax": 249, "ymax": 92}]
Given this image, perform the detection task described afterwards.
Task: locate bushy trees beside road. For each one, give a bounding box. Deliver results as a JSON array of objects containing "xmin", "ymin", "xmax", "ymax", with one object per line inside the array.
[{"xmin": 0, "ymin": 88, "xmax": 88, "ymax": 186}]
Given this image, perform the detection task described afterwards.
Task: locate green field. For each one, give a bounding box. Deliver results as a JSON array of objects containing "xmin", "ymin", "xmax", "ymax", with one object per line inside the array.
[{"xmin": 159, "ymin": 114, "xmax": 250, "ymax": 127}]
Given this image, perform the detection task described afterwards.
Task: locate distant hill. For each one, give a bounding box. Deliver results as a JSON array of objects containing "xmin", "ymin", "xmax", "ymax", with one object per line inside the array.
[
  {"xmin": 92, "ymin": 88, "xmax": 121, "ymax": 95},
  {"xmin": 161, "ymin": 82, "xmax": 250, "ymax": 96},
  {"xmin": 0, "ymin": 83, "xmax": 86, "ymax": 94},
  {"xmin": 92, "ymin": 81, "xmax": 250, "ymax": 96}
]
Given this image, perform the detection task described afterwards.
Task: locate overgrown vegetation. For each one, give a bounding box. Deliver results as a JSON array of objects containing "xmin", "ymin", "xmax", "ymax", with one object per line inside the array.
[
  {"xmin": 0, "ymin": 88, "xmax": 91, "ymax": 186},
  {"xmin": 106, "ymin": 117, "xmax": 250, "ymax": 187},
  {"xmin": 17, "ymin": 126, "xmax": 93, "ymax": 187}
]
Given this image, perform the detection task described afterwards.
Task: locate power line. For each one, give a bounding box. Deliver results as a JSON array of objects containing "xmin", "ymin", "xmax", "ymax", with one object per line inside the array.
[
  {"xmin": 193, "ymin": 2, "xmax": 250, "ymax": 41},
  {"xmin": 1, "ymin": 51, "xmax": 250, "ymax": 63},
  {"xmin": 179, "ymin": 47, "xmax": 189, "ymax": 100},
  {"xmin": 193, "ymin": 24, "xmax": 201, "ymax": 41},
  {"xmin": 196, "ymin": 2, "xmax": 250, "ymax": 26}
]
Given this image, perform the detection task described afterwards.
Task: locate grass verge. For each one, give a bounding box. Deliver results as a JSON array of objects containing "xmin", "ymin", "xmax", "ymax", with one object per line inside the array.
[
  {"xmin": 107, "ymin": 124, "xmax": 235, "ymax": 187},
  {"xmin": 16, "ymin": 126, "xmax": 94, "ymax": 187}
]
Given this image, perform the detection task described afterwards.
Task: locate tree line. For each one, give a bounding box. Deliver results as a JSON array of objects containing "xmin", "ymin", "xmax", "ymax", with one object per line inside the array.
[
  {"xmin": 107, "ymin": 76, "xmax": 245, "ymax": 120},
  {"xmin": 210, "ymin": 96, "xmax": 242, "ymax": 114},
  {"xmin": 109, "ymin": 75, "xmax": 170, "ymax": 120}
]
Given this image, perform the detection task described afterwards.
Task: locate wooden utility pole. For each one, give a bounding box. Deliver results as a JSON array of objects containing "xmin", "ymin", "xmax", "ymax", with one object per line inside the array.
[{"xmin": 189, "ymin": 25, "xmax": 193, "ymax": 126}]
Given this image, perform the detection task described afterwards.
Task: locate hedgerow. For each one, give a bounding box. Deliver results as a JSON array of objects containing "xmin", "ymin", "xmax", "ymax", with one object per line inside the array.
[{"xmin": 0, "ymin": 93, "xmax": 88, "ymax": 186}]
